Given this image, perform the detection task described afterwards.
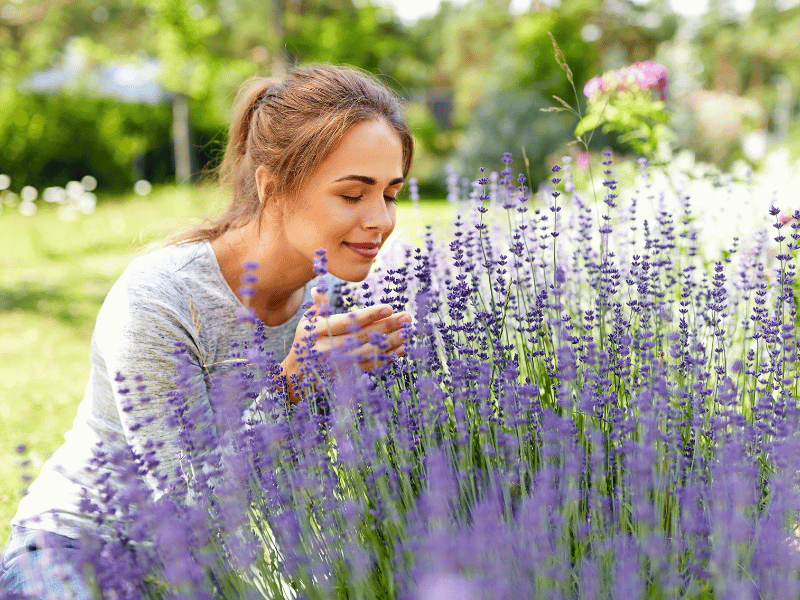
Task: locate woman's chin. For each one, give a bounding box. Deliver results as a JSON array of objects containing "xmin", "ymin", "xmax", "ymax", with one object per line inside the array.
[{"xmin": 326, "ymin": 264, "xmax": 374, "ymax": 283}]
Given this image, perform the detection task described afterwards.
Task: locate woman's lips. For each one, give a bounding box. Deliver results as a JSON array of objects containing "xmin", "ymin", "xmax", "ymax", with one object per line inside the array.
[{"xmin": 343, "ymin": 242, "xmax": 380, "ymax": 258}]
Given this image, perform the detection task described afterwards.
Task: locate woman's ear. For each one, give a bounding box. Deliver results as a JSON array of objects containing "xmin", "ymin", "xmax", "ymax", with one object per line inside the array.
[{"xmin": 255, "ymin": 165, "xmax": 276, "ymax": 206}]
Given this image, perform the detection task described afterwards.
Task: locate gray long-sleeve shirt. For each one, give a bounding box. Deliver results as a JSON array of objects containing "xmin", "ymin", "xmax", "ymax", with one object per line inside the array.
[{"xmin": 12, "ymin": 240, "xmax": 319, "ymax": 540}]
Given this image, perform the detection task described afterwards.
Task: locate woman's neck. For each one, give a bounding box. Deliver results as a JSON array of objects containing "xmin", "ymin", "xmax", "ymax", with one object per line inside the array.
[{"xmin": 210, "ymin": 221, "xmax": 314, "ymax": 326}]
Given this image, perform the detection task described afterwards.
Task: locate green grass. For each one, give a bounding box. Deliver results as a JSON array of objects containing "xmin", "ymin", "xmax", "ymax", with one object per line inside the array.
[{"xmin": 0, "ymin": 187, "xmax": 453, "ymax": 546}]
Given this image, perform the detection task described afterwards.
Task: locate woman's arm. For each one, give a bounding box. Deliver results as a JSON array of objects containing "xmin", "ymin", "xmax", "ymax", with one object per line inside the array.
[{"xmin": 93, "ymin": 267, "xmax": 219, "ymax": 496}]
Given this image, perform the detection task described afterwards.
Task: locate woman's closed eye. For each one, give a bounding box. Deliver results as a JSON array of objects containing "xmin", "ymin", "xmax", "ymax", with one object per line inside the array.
[{"xmin": 342, "ymin": 193, "xmax": 398, "ymax": 204}]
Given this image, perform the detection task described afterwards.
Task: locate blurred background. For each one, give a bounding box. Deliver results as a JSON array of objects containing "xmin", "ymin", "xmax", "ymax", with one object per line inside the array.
[{"xmin": 1, "ymin": 0, "xmax": 799, "ymax": 197}]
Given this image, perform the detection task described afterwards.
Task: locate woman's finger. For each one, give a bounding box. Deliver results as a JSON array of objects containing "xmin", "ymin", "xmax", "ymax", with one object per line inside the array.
[
  {"xmin": 316, "ymin": 304, "xmax": 396, "ymax": 336},
  {"xmin": 348, "ymin": 312, "xmax": 412, "ymax": 343},
  {"xmin": 310, "ymin": 323, "xmax": 405, "ymax": 356},
  {"xmin": 351, "ymin": 328, "xmax": 405, "ymax": 359},
  {"xmin": 358, "ymin": 344, "xmax": 405, "ymax": 371},
  {"xmin": 306, "ymin": 287, "xmax": 331, "ymax": 319},
  {"xmin": 307, "ymin": 329, "xmax": 406, "ymax": 373}
]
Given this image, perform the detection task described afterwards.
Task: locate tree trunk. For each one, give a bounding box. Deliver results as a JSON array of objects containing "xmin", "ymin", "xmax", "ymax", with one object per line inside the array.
[
  {"xmin": 270, "ymin": 0, "xmax": 288, "ymax": 74},
  {"xmin": 172, "ymin": 93, "xmax": 194, "ymax": 185}
]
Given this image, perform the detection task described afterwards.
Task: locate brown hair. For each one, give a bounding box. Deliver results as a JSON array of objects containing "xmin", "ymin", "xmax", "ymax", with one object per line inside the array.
[{"xmin": 174, "ymin": 64, "xmax": 414, "ymax": 244}]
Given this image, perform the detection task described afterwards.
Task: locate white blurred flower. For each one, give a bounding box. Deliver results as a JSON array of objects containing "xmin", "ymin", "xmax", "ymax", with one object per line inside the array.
[
  {"xmin": 78, "ymin": 192, "xmax": 96, "ymax": 214},
  {"xmin": 65, "ymin": 180, "xmax": 84, "ymax": 199},
  {"xmin": 43, "ymin": 187, "xmax": 67, "ymax": 203},
  {"xmin": 92, "ymin": 5, "xmax": 108, "ymax": 22},
  {"xmin": 134, "ymin": 180, "xmax": 152, "ymax": 196},
  {"xmin": 742, "ymin": 130, "xmax": 768, "ymax": 162},
  {"xmin": 580, "ymin": 23, "xmax": 601, "ymax": 42},
  {"xmin": 0, "ymin": 174, "xmax": 10, "ymax": 190},
  {"xmin": 20, "ymin": 186, "xmax": 38, "ymax": 202},
  {"xmin": 18, "ymin": 200, "xmax": 37, "ymax": 217},
  {"xmin": 3, "ymin": 191, "xmax": 19, "ymax": 207},
  {"xmin": 81, "ymin": 175, "xmax": 98, "ymax": 191}
]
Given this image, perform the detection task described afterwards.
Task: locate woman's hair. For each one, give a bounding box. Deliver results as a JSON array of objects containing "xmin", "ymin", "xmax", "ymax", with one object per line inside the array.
[{"xmin": 174, "ymin": 64, "xmax": 414, "ymax": 244}]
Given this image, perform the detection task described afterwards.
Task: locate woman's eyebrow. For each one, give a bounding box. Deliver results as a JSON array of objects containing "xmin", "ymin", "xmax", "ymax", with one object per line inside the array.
[{"xmin": 334, "ymin": 175, "xmax": 405, "ymax": 186}]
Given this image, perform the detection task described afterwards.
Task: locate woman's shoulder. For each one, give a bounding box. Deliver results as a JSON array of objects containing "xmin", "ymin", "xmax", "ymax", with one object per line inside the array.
[
  {"xmin": 107, "ymin": 241, "xmax": 228, "ymax": 312},
  {"xmin": 120, "ymin": 241, "xmax": 220, "ymax": 289},
  {"xmin": 126, "ymin": 240, "xmax": 209, "ymax": 276}
]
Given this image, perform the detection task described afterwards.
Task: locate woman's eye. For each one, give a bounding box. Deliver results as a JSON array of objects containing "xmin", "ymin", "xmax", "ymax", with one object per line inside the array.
[{"xmin": 341, "ymin": 193, "xmax": 397, "ymax": 203}]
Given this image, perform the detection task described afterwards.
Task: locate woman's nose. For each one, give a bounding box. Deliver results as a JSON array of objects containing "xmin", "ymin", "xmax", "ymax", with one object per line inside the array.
[{"xmin": 363, "ymin": 196, "xmax": 395, "ymax": 233}]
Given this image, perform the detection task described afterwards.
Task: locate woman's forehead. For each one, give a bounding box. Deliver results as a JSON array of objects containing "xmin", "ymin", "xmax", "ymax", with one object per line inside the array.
[{"xmin": 312, "ymin": 120, "xmax": 404, "ymax": 185}]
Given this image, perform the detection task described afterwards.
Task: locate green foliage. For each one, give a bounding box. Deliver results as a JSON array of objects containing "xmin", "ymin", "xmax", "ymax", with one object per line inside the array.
[
  {"xmin": 455, "ymin": 87, "xmax": 574, "ymax": 185},
  {"xmin": 4, "ymin": 0, "xmax": 796, "ymax": 192},
  {"xmin": 283, "ymin": 3, "xmax": 420, "ymax": 85},
  {"xmin": 133, "ymin": 0, "xmax": 225, "ymax": 99},
  {"xmin": 576, "ymin": 89, "xmax": 672, "ymax": 160},
  {"xmin": 0, "ymin": 91, "xmax": 173, "ymax": 190},
  {"xmin": 413, "ymin": 1, "xmax": 603, "ymax": 186},
  {"xmin": 512, "ymin": 8, "xmax": 600, "ymax": 99}
]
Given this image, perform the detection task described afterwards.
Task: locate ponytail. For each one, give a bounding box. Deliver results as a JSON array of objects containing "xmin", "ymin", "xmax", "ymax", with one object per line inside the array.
[{"xmin": 217, "ymin": 77, "xmax": 280, "ymax": 191}]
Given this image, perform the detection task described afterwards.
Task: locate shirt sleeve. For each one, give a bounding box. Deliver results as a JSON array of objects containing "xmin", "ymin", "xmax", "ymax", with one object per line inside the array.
[{"xmin": 93, "ymin": 266, "xmax": 217, "ymax": 496}]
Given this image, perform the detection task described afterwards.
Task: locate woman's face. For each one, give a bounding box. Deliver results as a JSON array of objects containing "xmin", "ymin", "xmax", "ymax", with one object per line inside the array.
[{"xmin": 275, "ymin": 119, "xmax": 405, "ymax": 282}]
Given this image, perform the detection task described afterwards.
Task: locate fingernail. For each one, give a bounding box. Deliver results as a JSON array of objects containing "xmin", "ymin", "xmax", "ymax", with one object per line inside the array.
[
  {"xmin": 379, "ymin": 306, "xmax": 392, "ymax": 317},
  {"xmin": 398, "ymin": 313, "xmax": 412, "ymax": 324}
]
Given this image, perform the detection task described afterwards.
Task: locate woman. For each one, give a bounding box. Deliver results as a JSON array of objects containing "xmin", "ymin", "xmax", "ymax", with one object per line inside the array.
[{"xmin": 1, "ymin": 64, "xmax": 414, "ymax": 598}]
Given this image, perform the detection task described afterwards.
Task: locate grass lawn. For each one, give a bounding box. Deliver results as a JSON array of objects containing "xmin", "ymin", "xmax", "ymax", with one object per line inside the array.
[{"xmin": 0, "ymin": 186, "xmax": 453, "ymax": 545}]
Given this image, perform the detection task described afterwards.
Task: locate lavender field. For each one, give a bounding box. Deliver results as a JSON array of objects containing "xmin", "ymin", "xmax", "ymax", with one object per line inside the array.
[{"xmin": 17, "ymin": 146, "xmax": 800, "ymax": 599}]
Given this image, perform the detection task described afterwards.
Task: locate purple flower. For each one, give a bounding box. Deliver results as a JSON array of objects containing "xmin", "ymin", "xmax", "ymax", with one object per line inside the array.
[
  {"xmin": 409, "ymin": 177, "xmax": 420, "ymax": 204},
  {"xmin": 313, "ymin": 248, "xmax": 328, "ymax": 275}
]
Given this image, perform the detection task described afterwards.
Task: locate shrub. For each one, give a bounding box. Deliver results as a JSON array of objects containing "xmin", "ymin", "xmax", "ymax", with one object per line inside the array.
[{"xmin": 0, "ymin": 90, "xmax": 223, "ymax": 193}]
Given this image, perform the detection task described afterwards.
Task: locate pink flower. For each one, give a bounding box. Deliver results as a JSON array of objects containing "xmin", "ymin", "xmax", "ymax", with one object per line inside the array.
[
  {"xmin": 583, "ymin": 76, "xmax": 604, "ymax": 98},
  {"xmin": 629, "ymin": 61, "xmax": 669, "ymax": 100},
  {"xmin": 583, "ymin": 61, "xmax": 669, "ymax": 100},
  {"xmin": 778, "ymin": 208, "xmax": 795, "ymax": 225},
  {"xmin": 614, "ymin": 69, "xmax": 628, "ymax": 88}
]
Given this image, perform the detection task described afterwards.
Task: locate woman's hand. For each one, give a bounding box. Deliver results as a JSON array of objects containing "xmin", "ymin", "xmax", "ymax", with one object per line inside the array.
[{"xmin": 280, "ymin": 288, "xmax": 411, "ymax": 403}]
